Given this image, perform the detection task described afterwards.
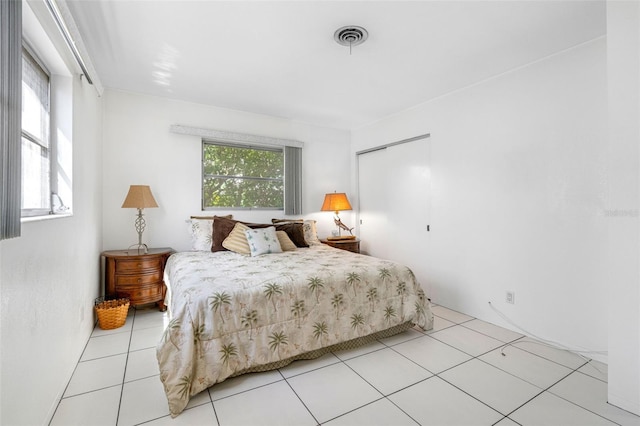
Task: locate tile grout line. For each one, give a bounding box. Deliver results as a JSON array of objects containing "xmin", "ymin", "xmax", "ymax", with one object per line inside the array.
[
  {"xmin": 281, "ymin": 369, "xmax": 322, "ymax": 425},
  {"xmin": 434, "ymin": 372, "xmax": 511, "ymax": 420},
  {"xmin": 337, "ymin": 329, "xmax": 493, "ymax": 426},
  {"xmin": 428, "ymin": 333, "xmax": 510, "ymax": 420},
  {"xmin": 402, "ymin": 315, "xmax": 532, "ymax": 422},
  {"xmin": 319, "ymin": 397, "xmax": 396, "ymax": 425},
  {"xmin": 411, "ymin": 311, "xmax": 625, "ymax": 425},
  {"xmin": 428, "ymin": 332, "xmax": 594, "ymax": 423},
  {"xmin": 114, "ymin": 307, "xmax": 138, "ymax": 426},
  {"xmin": 536, "ymin": 370, "xmax": 625, "ymax": 426},
  {"xmin": 441, "ymin": 336, "xmax": 619, "ymax": 425},
  {"xmin": 474, "ymin": 342, "xmax": 577, "ymax": 390},
  {"xmin": 206, "ymin": 384, "xmax": 222, "ymax": 426},
  {"xmin": 47, "ymin": 327, "xmax": 97, "ymax": 426},
  {"xmin": 308, "ymin": 353, "xmax": 421, "ymax": 425},
  {"xmin": 89, "ymin": 306, "xmax": 623, "ymax": 426},
  {"xmin": 209, "ymin": 376, "xmax": 287, "ymax": 403},
  {"xmin": 496, "ymin": 369, "xmax": 621, "ymax": 426}
]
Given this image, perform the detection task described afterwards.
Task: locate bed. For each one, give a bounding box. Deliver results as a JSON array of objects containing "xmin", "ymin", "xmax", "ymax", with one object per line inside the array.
[{"xmin": 156, "ymin": 218, "xmax": 433, "ymax": 417}]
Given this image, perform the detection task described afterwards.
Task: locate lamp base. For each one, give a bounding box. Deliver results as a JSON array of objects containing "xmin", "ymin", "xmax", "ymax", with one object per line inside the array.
[
  {"xmin": 127, "ymin": 243, "xmax": 148, "ymax": 255},
  {"xmin": 326, "ymin": 235, "xmax": 356, "ymax": 241}
]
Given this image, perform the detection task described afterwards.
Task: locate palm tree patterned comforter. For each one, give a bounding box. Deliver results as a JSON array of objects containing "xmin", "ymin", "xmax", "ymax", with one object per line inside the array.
[{"xmin": 157, "ymin": 244, "xmax": 433, "ymax": 416}]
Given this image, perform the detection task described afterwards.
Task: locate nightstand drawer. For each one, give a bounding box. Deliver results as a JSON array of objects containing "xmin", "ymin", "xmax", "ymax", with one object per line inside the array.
[
  {"xmin": 116, "ymin": 258, "xmax": 162, "ymax": 273},
  {"xmin": 116, "ymin": 271, "xmax": 162, "ymax": 285},
  {"xmin": 116, "ymin": 283, "xmax": 163, "ymax": 304}
]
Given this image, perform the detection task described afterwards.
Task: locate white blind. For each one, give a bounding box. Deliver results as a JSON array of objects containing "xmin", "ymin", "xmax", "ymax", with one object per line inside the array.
[
  {"xmin": 21, "ymin": 48, "xmax": 50, "ymax": 148},
  {"xmin": 20, "ymin": 47, "xmax": 51, "ymax": 213},
  {"xmin": 0, "ymin": 0, "xmax": 22, "ymax": 240}
]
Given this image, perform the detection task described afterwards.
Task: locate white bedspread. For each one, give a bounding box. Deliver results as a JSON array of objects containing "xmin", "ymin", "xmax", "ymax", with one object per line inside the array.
[{"xmin": 157, "ymin": 245, "xmax": 433, "ymax": 416}]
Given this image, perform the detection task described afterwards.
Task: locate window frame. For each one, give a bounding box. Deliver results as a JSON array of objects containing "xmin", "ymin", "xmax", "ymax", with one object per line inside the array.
[
  {"xmin": 21, "ymin": 44, "xmax": 52, "ymax": 218},
  {"xmin": 201, "ymin": 140, "xmax": 286, "ymax": 211}
]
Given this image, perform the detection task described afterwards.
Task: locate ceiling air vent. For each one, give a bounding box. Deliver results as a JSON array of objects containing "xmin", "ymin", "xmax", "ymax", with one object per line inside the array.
[{"xmin": 334, "ymin": 26, "xmax": 368, "ymax": 54}]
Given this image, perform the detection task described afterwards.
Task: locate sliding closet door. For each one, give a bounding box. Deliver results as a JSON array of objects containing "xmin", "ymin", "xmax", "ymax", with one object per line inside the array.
[
  {"xmin": 357, "ymin": 137, "xmax": 431, "ymax": 287},
  {"xmin": 357, "ymin": 148, "xmax": 389, "ymax": 259}
]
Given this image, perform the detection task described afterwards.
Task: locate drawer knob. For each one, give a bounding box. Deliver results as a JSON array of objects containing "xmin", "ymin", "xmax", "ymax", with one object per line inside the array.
[{"xmin": 137, "ymin": 278, "xmax": 142, "ymax": 282}]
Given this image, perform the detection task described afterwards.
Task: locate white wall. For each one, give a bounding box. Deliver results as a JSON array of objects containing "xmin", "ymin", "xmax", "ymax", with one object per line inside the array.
[
  {"xmin": 352, "ymin": 38, "xmax": 608, "ymax": 358},
  {"xmin": 606, "ymin": 0, "xmax": 640, "ymax": 415},
  {"xmin": 102, "ymin": 90, "xmax": 352, "ymax": 253},
  {"xmin": 0, "ymin": 77, "xmax": 103, "ymax": 425}
]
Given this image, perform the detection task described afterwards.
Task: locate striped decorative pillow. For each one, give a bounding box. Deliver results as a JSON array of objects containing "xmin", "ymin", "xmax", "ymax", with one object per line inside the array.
[{"xmin": 222, "ymin": 222, "xmax": 251, "ymax": 255}]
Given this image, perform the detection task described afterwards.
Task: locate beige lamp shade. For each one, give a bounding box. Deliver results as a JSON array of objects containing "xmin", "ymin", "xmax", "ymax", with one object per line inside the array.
[
  {"xmin": 321, "ymin": 192, "xmax": 352, "ymax": 213},
  {"xmin": 121, "ymin": 185, "xmax": 158, "ymax": 209}
]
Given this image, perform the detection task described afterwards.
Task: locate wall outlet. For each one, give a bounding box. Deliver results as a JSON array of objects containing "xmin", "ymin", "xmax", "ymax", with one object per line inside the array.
[{"xmin": 505, "ymin": 291, "xmax": 515, "ymax": 304}]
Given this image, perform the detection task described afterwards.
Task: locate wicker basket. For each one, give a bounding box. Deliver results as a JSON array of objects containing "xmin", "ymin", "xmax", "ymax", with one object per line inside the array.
[{"xmin": 95, "ymin": 298, "xmax": 130, "ymax": 330}]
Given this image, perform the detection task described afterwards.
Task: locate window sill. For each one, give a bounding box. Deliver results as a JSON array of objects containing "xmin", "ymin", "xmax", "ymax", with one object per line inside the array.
[{"xmin": 21, "ymin": 213, "xmax": 73, "ymax": 223}]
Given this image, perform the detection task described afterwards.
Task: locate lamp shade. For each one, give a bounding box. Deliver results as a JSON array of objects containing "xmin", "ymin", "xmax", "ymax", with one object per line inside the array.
[
  {"xmin": 321, "ymin": 192, "xmax": 352, "ymax": 212},
  {"xmin": 121, "ymin": 185, "xmax": 159, "ymax": 209}
]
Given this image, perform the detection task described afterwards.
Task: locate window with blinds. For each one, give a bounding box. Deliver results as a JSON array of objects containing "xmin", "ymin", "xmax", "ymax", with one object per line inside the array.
[
  {"xmin": 21, "ymin": 47, "xmax": 51, "ymax": 216},
  {"xmin": 202, "ymin": 141, "xmax": 302, "ymax": 214}
]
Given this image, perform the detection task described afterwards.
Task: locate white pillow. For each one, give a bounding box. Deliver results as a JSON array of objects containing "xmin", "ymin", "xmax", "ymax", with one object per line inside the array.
[
  {"xmin": 303, "ymin": 220, "xmax": 321, "ymax": 246},
  {"xmin": 189, "ymin": 218, "xmax": 213, "ymax": 251},
  {"xmin": 244, "ymin": 227, "xmax": 283, "ymax": 256}
]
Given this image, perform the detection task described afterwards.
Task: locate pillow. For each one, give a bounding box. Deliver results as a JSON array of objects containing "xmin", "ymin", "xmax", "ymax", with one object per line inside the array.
[
  {"xmin": 213, "ymin": 216, "xmax": 309, "ymax": 251},
  {"xmin": 272, "ymin": 218, "xmax": 303, "ymax": 224},
  {"xmin": 302, "ymin": 220, "xmax": 321, "ymax": 246},
  {"xmin": 212, "ymin": 216, "xmax": 246, "ymax": 252},
  {"xmin": 276, "ymin": 231, "xmax": 297, "ymax": 251},
  {"xmin": 245, "ymin": 227, "xmax": 282, "ymax": 256},
  {"xmin": 272, "ymin": 218, "xmax": 319, "ymax": 246},
  {"xmin": 190, "ymin": 215, "xmax": 232, "ymax": 220},
  {"xmin": 189, "ymin": 215, "xmax": 232, "ymax": 251},
  {"xmin": 222, "ymin": 222, "xmax": 251, "ymax": 255},
  {"xmin": 189, "ymin": 218, "xmax": 213, "ymax": 251},
  {"xmin": 273, "ymin": 222, "xmax": 308, "ymax": 248}
]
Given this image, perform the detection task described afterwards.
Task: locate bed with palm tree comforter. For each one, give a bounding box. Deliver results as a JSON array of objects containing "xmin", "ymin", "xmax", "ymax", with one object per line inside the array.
[{"xmin": 157, "ymin": 244, "xmax": 433, "ymax": 416}]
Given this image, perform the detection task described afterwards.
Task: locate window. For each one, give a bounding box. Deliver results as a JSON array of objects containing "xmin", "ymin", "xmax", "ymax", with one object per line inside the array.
[
  {"xmin": 1, "ymin": 0, "xmax": 77, "ymax": 233},
  {"xmin": 203, "ymin": 142, "xmax": 285, "ymax": 210},
  {"xmin": 21, "ymin": 46, "xmax": 51, "ymax": 216}
]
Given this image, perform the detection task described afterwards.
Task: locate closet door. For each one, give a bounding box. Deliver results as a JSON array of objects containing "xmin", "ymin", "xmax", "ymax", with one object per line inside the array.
[
  {"xmin": 357, "ymin": 148, "xmax": 389, "ymax": 259},
  {"xmin": 357, "ymin": 137, "xmax": 431, "ymax": 287}
]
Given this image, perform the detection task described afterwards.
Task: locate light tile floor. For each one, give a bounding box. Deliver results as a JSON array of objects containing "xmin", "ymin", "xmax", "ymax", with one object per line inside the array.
[{"xmin": 50, "ymin": 305, "xmax": 640, "ymax": 426}]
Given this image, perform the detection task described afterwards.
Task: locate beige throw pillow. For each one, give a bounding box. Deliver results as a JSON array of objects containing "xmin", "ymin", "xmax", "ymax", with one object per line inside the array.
[
  {"xmin": 276, "ymin": 231, "xmax": 297, "ymax": 251},
  {"xmin": 222, "ymin": 222, "xmax": 251, "ymax": 255}
]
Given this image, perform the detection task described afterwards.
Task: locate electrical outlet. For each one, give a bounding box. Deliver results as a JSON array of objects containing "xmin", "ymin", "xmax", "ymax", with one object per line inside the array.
[{"xmin": 505, "ymin": 291, "xmax": 515, "ymax": 304}]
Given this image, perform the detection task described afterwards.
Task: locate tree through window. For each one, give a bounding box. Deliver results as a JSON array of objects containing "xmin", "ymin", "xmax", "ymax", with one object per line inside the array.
[{"xmin": 203, "ymin": 142, "xmax": 285, "ymax": 209}]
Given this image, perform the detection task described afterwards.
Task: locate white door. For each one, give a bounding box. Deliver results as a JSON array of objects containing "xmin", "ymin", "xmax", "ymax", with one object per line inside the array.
[
  {"xmin": 357, "ymin": 148, "xmax": 389, "ymax": 259},
  {"xmin": 357, "ymin": 137, "xmax": 431, "ymax": 289}
]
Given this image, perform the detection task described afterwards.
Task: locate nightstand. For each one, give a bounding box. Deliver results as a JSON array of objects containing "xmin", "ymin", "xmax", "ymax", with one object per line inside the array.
[
  {"xmin": 102, "ymin": 248, "xmax": 173, "ymax": 311},
  {"xmin": 321, "ymin": 239, "xmax": 360, "ymax": 254}
]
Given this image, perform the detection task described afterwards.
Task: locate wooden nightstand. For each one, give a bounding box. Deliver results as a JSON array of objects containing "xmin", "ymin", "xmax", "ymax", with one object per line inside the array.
[
  {"xmin": 321, "ymin": 239, "xmax": 360, "ymax": 254},
  {"xmin": 102, "ymin": 248, "xmax": 173, "ymax": 311}
]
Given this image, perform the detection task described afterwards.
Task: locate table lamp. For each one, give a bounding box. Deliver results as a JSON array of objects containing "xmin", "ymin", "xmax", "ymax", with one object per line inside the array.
[
  {"xmin": 321, "ymin": 192, "xmax": 355, "ymax": 240},
  {"xmin": 121, "ymin": 185, "xmax": 158, "ymax": 253}
]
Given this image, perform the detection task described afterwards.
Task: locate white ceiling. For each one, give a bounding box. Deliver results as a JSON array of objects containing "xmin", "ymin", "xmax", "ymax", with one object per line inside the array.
[{"xmin": 66, "ymin": 1, "xmax": 606, "ymax": 130}]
